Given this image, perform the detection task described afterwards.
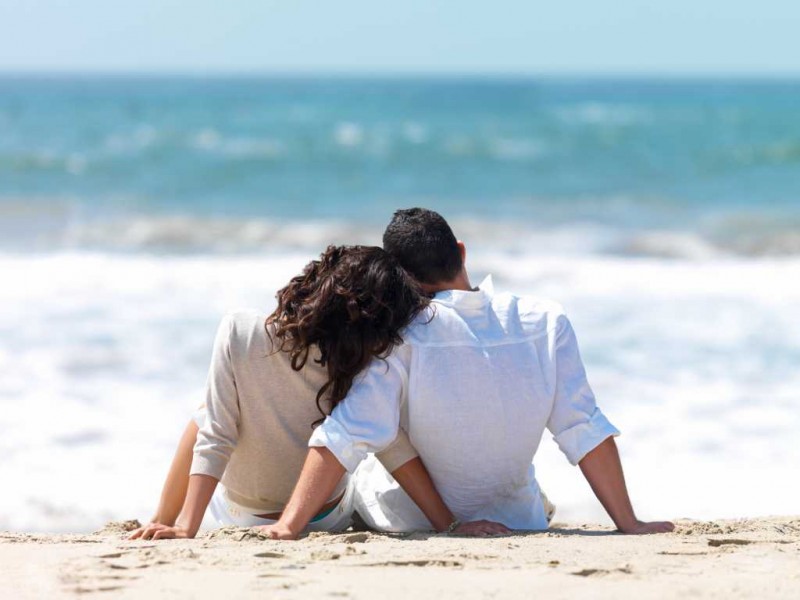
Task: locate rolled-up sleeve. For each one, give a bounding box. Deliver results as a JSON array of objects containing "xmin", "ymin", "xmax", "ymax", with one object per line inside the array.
[
  {"xmin": 309, "ymin": 348, "xmax": 409, "ymax": 473},
  {"xmin": 190, "ymin": 314, "xmax": 240, "ymax": 480},
  {"xmin": 547, "ymin": 315, "xmax": 620, "ymax": 465}
]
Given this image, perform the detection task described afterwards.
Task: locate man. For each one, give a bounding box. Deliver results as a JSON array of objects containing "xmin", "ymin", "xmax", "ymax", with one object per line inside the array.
[{"xmin": 264, "ymin": 208, "xmax": 673, "ymax": 538}]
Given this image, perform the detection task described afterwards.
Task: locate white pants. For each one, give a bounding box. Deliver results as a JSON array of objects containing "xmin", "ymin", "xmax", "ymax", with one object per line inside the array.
[
  {"xmin": 353, "ymin": 455, "xmax": 556, "ymax": 532},
  {"xmin": 208, "ymin": 480, "xmax": 355, "ymax": 533}
]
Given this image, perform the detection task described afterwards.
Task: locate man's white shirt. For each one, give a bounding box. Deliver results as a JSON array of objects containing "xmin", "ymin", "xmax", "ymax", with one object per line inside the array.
[{"xmin": 309, "ymin": 276, "xmax": 619, "ymax": 530}]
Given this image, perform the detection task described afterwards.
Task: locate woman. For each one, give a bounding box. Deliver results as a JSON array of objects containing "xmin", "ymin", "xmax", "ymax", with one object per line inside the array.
[{"xmin": 131, "ymin": 245, "xmax": 507, "ymax": 540}]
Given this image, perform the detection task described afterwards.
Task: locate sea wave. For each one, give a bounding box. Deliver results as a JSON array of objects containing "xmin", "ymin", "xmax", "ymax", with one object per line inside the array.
[
  {"xmin": 0, "ymin": 151, "xmax": 88, "ymax": 174},
  {"xmin": 1, "ymin": 126, "xmax": 559, "ymax": 171},
  {"xmin": 190, "ymin": 128, "xmax": 286, "ymax": 158},
  {"xmin": 50, "ymin": 219, "xmax": 800, "ymax": 260},
  {"xmin": 729, "ymin": 140, "xmax": 800, "ymax": 166},
  {"xmin": 1, "ymin": 250, "xmax": 799, "ymax": 531},
  {"xmin": 59, "ymin": 216, "xmax": 379, "ymax": 253},
  {"xmin": 3, "ymin": 204, "xmax": 800, "ymax": 259},
  {"xmin": 553, "ymin": 102, "xmax": 652, "ymax": 126}
]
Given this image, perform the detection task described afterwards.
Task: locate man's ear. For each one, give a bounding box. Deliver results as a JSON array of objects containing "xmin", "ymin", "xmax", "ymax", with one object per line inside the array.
[{"xmin": 457, "ymin": 240, "xmax": 466, "ymax": 265}]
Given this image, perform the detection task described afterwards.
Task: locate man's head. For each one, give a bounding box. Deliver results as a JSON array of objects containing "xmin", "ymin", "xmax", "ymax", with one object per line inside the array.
[{"xmin": 382, "ymin": 208, "xmax": 464, "ymax": 287}]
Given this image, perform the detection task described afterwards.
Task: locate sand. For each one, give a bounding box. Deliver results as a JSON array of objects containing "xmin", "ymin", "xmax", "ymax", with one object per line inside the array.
[{"xmin": 2, "ymin": 517, "xmax": 799, "ymax": 599}]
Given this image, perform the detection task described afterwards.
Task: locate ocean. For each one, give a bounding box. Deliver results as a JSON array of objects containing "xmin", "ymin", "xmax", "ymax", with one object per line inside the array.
[{"xmin": 1, "ymin": 76, "xmax": 798, "ymax": 532}]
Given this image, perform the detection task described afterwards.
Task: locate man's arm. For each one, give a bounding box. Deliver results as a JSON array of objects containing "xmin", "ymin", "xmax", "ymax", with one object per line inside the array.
[
  {"xmin": 579, "ymin": 437, "xmax": 674, "ymax": 534},
  {"xmin": 260, "ymin": 347, "xmax": 510, "ymax": 539},
  {"xmin": 261, "ymin": 449, "xmax": 512, "ymax": 539},
  {"xmin": 390, "ymin": 457, "xmax": 511, "ymax": 536},
  {"xmin": 374, "ymin": 430, "xmax": 510, "ymax": 535},
  {"xmin": 261, "ymin": 350, "xmax": 407, "ymax": 539},
  {"xmin": 261, "ymin": 447, "xmax": 345, "ymax": 539},
  {"xmin": 546, "ymin": 315, "xmax": 672, "ymax": 534}
]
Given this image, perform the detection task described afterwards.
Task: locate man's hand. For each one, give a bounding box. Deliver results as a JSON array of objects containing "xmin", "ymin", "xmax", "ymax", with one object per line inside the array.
[
  {"xmin": 618, "ymin": 520, "xmax": 675, "ymax": 535},
  {"xmin": 579, "ymin": 437, "xmax": 674, "ymax": 536},
  {"xmin": 252, "ymin": 524, "xmax": 300, "ymax": 540},
  {"xmin": 451, "ymin": 520, "xmax": 511, "ymax": 536},
  {"xmin": 128, "ymin": 522, "xmax": 194, "ymax": 540}
]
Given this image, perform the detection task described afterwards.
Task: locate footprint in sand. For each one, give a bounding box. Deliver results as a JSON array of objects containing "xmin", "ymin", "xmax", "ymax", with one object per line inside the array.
[
  {"xmin": 367, "ymin": 559, "xmax": 463, "ymax": 568},
  {"xmin": 572, "ymin": 565, "xmax": 633, "ymax": 577}
]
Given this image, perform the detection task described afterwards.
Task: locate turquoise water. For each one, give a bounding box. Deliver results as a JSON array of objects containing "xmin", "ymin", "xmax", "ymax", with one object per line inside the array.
[
  {"xmin": 1, "ymin": 76, "xmax": 799, "ymax": 254},
  {"xmin": 1, "ymin": 77, "xmax": 799, "ymax": 532}
]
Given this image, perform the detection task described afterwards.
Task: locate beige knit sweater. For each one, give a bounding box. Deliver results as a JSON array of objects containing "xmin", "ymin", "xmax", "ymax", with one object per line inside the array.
[{"xmin": 190, "ymin": 310, "xmax": 418, "ymax": 513}]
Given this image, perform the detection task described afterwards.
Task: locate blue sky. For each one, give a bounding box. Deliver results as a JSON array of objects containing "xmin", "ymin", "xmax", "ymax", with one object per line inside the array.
[{"xmin": 1, "ymin": 0, "xmax": 798, "ymax": 75}]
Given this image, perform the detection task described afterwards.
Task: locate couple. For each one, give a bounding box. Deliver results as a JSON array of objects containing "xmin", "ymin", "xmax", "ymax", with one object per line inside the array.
[{"xmin": 132, "ymin": 208, "xmax": 673, "ymax": 541}]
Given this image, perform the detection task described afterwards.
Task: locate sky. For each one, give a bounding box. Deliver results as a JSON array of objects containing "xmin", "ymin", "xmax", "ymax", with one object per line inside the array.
[{"xmin": 0, "ymin": 0, "xmax": 798, "ymax": 76}]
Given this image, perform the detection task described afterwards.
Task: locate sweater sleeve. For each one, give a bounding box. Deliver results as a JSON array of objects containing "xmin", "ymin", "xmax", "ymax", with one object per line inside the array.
[
  {"xmin": 547, "ymin": 315, "xmax": 620, "ymax": 465},
  {"xmin": 374, "ymin": 427, "xmax": 419, "ymax": 473},
  {"xmin": 190, "ymin": 314, "xmax": 240, "ymax": 480}
]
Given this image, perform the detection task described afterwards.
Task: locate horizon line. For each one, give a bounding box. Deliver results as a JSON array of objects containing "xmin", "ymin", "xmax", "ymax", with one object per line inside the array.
[{"xmin": 1, "ymin": 68, "xmax": 800, "ymax": 82}]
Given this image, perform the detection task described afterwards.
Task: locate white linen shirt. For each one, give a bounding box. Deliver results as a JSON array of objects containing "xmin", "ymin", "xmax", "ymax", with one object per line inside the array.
[{"xmin": 309, "ymin": 276, "xmax": 619, "ymax": 530}]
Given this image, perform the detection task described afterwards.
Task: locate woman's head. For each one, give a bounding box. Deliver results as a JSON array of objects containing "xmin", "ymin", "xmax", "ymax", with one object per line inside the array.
[{"xmin": 267, "ymin": 245, "xmax": 428, "ymax": 421}]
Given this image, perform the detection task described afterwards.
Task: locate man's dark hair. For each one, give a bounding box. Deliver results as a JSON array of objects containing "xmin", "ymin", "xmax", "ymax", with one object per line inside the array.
[{"xmin": 382, "ymin": 208, "xmax": 462, "ymax": 285}]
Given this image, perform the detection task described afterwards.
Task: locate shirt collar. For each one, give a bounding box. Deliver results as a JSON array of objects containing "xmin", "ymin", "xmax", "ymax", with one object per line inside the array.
[{"xmin": 432, "ymin": 275, "xmax": 494, "ymax": 309}]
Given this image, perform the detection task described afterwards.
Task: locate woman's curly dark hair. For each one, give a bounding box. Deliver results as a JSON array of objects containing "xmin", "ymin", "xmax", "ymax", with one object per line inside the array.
[{"xmin": 266, "ymin": 245, "xmax": 429, "ymax": 424}]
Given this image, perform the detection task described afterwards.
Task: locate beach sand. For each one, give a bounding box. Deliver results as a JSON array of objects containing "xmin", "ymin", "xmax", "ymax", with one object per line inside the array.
[{"xmin": 3, "ymin": 517, "xmax": 798, "ymax": 599}]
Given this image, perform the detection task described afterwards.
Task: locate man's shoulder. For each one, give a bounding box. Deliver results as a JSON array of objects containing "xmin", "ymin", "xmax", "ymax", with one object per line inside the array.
[
  {"xmin": 501, "ymin": 292, "xmax": 566, "ymax": 322},
  {"xmin": 492, "ymin": 291, "xmax": 568, "ymax": 339},
  {"xmin": 401, "ymin": 292, "xmax": 567, "ymax": 346},
  {"xmin": 401, "ymin": 303, "xmax": 462, "ymax": 345}
]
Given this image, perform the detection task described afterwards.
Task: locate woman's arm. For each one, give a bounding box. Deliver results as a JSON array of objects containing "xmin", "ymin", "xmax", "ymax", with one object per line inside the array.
[
  {"xmin": 130, "ymin": 474, "xmax": 218, "ymax": 539},
  {"xmin": 128, "ymin": 419, "xmax": 199, "ymax": 539},
  {"xmin": 131, "ymin": 315, "xmax": 240, "ymax": 540},
  {"xmin": 152, "ymin": 419, "xmax": 199, "ymax": 526}
]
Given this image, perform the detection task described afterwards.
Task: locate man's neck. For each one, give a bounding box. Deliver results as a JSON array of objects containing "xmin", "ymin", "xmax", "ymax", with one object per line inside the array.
[{"xmin": 420, "ymin": 271, "xmax": 473, "ymax": 296}]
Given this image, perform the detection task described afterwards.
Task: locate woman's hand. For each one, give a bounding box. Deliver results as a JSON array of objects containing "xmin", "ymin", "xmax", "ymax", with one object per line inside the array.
[
  {"xmin": 618, "ymin": 520, "xmax": 675, "ymax": 535},
  {"xmin": 128, "ymin": 522, "xmax": 194, "ymax": 540},
  {"xmin": 451, "ymin": 520, "xmax": 511, "ymax": 536},
  {"xmin": 128, "ymin": 474, "xmax": 217, "ymax": 541},
  {"xmin": 128, "ymin": 522, "xmax": 156, "ymax": 540},
  {"xmin": 252, "ymin": 524, "xmax": 299, "ymax": 540}
]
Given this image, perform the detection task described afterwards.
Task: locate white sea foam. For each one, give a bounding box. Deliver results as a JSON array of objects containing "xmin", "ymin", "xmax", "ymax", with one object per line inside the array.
[
  {"xmin": 617, "ymin": 231, "xmax": 723, "ymax": 260},
  {"xmin": 554, "ymin": 102, "xmax": 652, "ymax": 126},
  {"xmin": 402, "ymin": 122, "xmax": 428, "ymax": 144},
  {"xmin": 103, "ymin": 125, "xmax": 160, "ymax": 154},
  {"xmin": 192, "ymin": 128, "xmax": 221, "ymax": 149},
  {"xmin": 57, "ymin": 216, "xmax": 378, "ymax": 253},
  {"xmin": 190, "ymin": 129, "xmax": 285, "ymax": 158},
  {"xmin": 334, "ymin": 122, "xmax": 364, "ymax": 147},
  {"xmin": 1, "ymin": 248, "xmax": 799, "ymax": 532},
  {"xmin": 0, "ymin": 251, "xmax": 310, "ymax": 532},
  {"xmin": 488, "ymin": 138, "xmax": 547, "ymax": 161}
]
